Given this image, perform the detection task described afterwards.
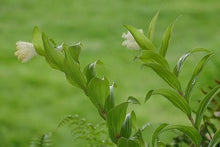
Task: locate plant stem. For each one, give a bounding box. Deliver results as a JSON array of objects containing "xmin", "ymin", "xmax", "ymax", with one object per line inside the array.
[{"xmin": 188, "ymin": 115, "xmax": 195, "ymax": 127}]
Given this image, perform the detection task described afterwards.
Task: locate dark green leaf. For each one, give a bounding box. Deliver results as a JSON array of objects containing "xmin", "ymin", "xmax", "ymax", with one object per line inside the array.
[
  {"xmin": 145, "ymin": 90, "xmax": 154, "ymax": 103},
  {"xmin": 68, "ymin": 43, "xmax": 82, "ymax": 63},
  {"xmin": 185, "ymin": 53, "xmax": 214, "ymax": 102},
  {"xmin": 42, "ymin": 33, "xmax": 64, "ymax": 71},
  {"xmin": 104, "ymin": 84, "xmax": 115, "ymax": 113},
  {"xmin": 159, "ymin": 22, "xmax": 174, "ymax": 57},
  {"xmin": 63, "ymin": 45, "xmax": 87, "ymax": 90},
  {"xmin": 147, "ymin": 11, "xmax": 160, "ymax": 40},
  {"xmin": 152, "ymin": 123, "xmax": 168, "ymax": 147},
  {"xmin": 208, "ymin": 129, "xmax": 220, "ymax": 147},
  {"xmin": 144, "ymin": 63, "xmax": 182, "ymax": 92},
  {"xmin": 88, "ymin": 77, "xmax": 110, "ymax": 119},
  {"xmin": 139, "ymin": 50, "xmax": 170, "ymax": 69},
  {"xmin": 195, "ymin": 85, "xmax": 220, "ymax": 129},
  {"xmin": 131, "ymin": 111, "xmax": 137, "ymax": 131},
  {"xmin": 120, "ymin": 113, "xmax": 132, "ymax": 138},
  {"xmin": 173, "ymin": 48, "xmax": 210, "ymax": 77},
  {"xmin": 118, "ymin": 137, "xmax": 140, "ymax": 147},
  {"xmin": 32, "ymin": 26, "xmax": 45, "ymax": 56},
  {"xmin": 127, "ymin": 96, "xmax": 141, "ymax": 104},
  {"xmin": 124, "ymin": 25, "xmax": 156, "ymax": 50},
  {"xmin": 107, "ymin": 102, "xmax": 129, "ymax": 143},
  {"xmin": 83, "ymin": 60, "xmax": 103, "ymax": 84},
  {"xmin": 130, "ymin": 129, "xmax": 145, "ymax": 146},
  {"xmin": 150, "ymin": 89, "xmax": 191, "ymax": 117}
]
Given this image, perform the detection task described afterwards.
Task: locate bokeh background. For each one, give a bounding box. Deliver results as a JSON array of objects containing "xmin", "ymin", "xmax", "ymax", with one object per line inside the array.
[{"xmin": 0, "ymin": 0, "xmax": 220, "ymax": 146}]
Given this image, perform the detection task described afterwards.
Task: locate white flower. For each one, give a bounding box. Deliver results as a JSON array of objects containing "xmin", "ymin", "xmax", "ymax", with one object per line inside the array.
[
  {"xmin": 15, "ymin": 41, "xmax": 37, "ymax": 63},
  {"xmin": 122, "ymin": 29, "xmax": 143, "ymax": 50}
]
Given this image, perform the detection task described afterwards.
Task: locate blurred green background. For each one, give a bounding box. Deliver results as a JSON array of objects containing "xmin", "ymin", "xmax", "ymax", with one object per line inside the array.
[{"xmin": 0, "ymin": 0, "xmax": 220, "ymax": 146}]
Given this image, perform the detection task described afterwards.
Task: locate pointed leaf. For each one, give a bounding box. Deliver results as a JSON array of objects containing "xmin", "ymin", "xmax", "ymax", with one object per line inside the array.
[
  {"xmin": 195, "ymin": 85, "xmax": 220, "ymax": 129},
  {"xmin": 88, "ymin": 77, "xmax": 110, "ymax": 119},
  {"xmin": 144, "ymin": 63, "xmax": 182, "ymax": 92},
  {"xmin": 130, "ymin": 129, "xmax": 145, "ymax": 146},
  {"xmin": 107, "ymin": 102, "xmax": 129, "ymax": 143},
  {"xmin": 63, "ymin": 46, "xmax": 87, "ymax": 90},
  {"xmin": 124, "ymin": 25, "xmax": 156, "ymax": 50},
  {"xmin": 149, "ymin": 89, "xmax": 191, "ymax": 117},
  {"xmin": 127, "ymin": 96, "xmax": 141, "ymax": 104},
  {"xmin": 147, "ymin": 11, "xmax": 160, "ymax": 40},
  {"xmin": 152, "ymin": 123, "xmax": 168, "ymax": 147},
  {"xmin": 118, "ymin": 137, "xmax": 140, "ymax": 147},
  {"xmin": 185, "ymin": 53, "xmax": 214, "ymax": 102},
  {"xmin": 159, "ymin": 22, "xmax": 174, "ymax": 57},
  {"xmin": 68, "ymin": 43, "xmax": 82, "ymax": 63},
  {"xmin": 42, "ymin": 33, "xmax": 64, "ymax": 71},
  {"xmin": 32, "ymin": 26, "xmax": 45, "ymax": 56},
  {"xmin": 208, "ymin": 129, "xmax": 220, "ymax": 147},
  {"xmin": 83, "ymin": 60, "xmax": 103, "ymax": 84},
  {"xmin": 139, "ymin": 50, "xmax": 170, "ymax": 69},
  {"xmin": 104, "ymin": 84, "xmax": 115, "ymax": 113},
  {"xmin": 145, "ymin": 90, "xmax": 154, "ymax": 103},
  {"xmin": 173, "ymin": 48, "xmax": 210, "ymax": 77},
  {"xmin": 120, "ymin": 113, "xmax": 132, "ymax": 138}
]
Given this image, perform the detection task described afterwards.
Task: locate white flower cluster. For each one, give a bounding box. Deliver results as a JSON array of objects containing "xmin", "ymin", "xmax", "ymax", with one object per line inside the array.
[
  {"xmin": 15, "ymin": 41, "xmax": 37, "ymax": 63},
  {"xmin": 122, "ymin": 29, "xmax": 143, "ymax": 50}
]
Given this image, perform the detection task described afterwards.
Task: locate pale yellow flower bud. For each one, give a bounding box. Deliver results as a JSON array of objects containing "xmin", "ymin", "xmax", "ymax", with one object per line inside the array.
[
  {"xmin": 122, "ymin": 29, "xmax": 143, "ymax": 50},
  {"xmin": 15, "ymin": 41, "xmax": 37, "ymax": 63}
]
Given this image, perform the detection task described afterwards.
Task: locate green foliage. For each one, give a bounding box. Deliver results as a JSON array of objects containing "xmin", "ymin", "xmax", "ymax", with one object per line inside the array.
[
  {"xmin": 30, "ymin": 133, "xmax": 52, "ymax": 147},
  {"xmin": 208, "ymin": 129, "xmax": 220, "ymax": 147}
]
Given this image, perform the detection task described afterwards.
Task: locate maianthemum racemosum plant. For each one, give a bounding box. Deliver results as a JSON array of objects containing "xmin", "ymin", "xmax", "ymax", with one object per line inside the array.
[{"xmin": 15, "ymin": 11, "xmax": 220, "ymax": 147}]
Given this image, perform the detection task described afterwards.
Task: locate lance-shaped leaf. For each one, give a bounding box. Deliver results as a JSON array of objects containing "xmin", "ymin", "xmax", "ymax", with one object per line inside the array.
[
  {"xmin": 42, "ymin": 33, "xmax": 64, "ymax": 71},
  {"xmin": 118, "ymin": 137, "xmax": 140, "ymax": 147},
  {"xmin": 104, "ymin": 84, "xmax": 115, "ymax": 113},
  {"xmin": 68, "ymin": 43, "xmax": 82, "ymax": 63},
  {"xmin": 63, "ymin": 46, "xmax": 87, "ymax": 90},
  {"xmin": 107, "ymin": 102, "xmax": 129, "ymax": 143},
  {"xmin": 127, "ymin": 96, "xmax": 141, "ymax": 104},
  {"xmin": 32, "ymin": 26, "xmax": 45, "ymax": 56},
  {"xmin": 159, "ymin": 22, "xmax": 174, "ymax": 57},
  {"xmin": 208, "ymin": 129, "xmax": 220, "ymax": 147},
  {"xmin": 130, "ymin": 129, "xmax": 146, "ymax": 146},
  {"xmin": 152, "ymin": 124, "xmax": 202, "ymax": 147},
  {"xmin": 147, "ymin": 11, "xmax": 160, "ymax": 40},
  {"xmin": 195, "ymin": 85, "xmax": 220, "ymax": 129},
  {"xmin": 120, "ymin": 113, "xmax": 132, "ymax": 138},
  {"xmin": 173, "ymin": 48, "xmax": 210, "ymax": 77},
  {"xmin": 144, "ymin": 63, "xmax": 182, "ymax": 92},
  {"xmin": 124, "ymin": 25, "xmax": 156, "ymax": 50},
  {"xmin": 185, "ymin": 53, "xmax": 214, "ymax": 102},
  {"xmin": 139, "ymin": 50, "xmax": 170, "ymax": 69},
  {"xmin": 83, "ymin": 60, "xmax": 103, "ymax": 84},
  {"xmin": 152, "ymin": 123, "xmax": 168, "ymax": 147},
  {"xmin": 146, "ymin": 89, "xmax": 191, "ymax": 117},
  {"xmin": 88, "ymin": 77, "xmax": 110, "ymax": 119}
]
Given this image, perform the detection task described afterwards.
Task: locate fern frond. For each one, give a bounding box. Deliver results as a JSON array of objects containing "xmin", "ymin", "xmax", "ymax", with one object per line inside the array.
[{"xmin": 30, "ymin": 132, "xmax": 52, "ymax": 147}]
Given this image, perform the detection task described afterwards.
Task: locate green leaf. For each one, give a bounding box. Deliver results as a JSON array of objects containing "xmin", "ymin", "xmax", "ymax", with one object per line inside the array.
[
  {"xmin": 185, "ymin": 53, "xmax": 214, "ymax": 102},
  {"xmin": 120, "ymin": 113, "xmax": 132, "ymax": 138},
  {"xmin": 195, "ymin": 85, "xmax": 220, "ymax": 129},
  {"xmin": 173, "ymin": 48, "xmax": 210, "ymax": 77},
  {"xmin": 208, "ymin": 129, "xmax": 220, "ymax": 147},
  {"xmin": 124, "ymin": 25, "xmax": 156, "ymax": 50},
  {"xmin": 152, "ymin": 124, "xmax": 202, "ymax": 147},
  {"xmin": 118, "ymin": 137, "xmax": 140, "ymax": 147},
  {"xmin": 131, "ymin": 111, "xmax": 137, "ymax": 131},
  {"xmin": 149, "ymin": 89, "xmax": 191, "ymax": 117},
  {"xmin": 130, "ymin": 129, "xmax": 145, "ymax": 146},
  {"xmin": 107, "ymin": 102, "xmax": 129, "ymax": 143},
  {"xmin": 68, "ymin": 43, "xmax": 82, "ymax": 63},
  {"xmin": 145, "ymin": 90, "xmax": 154, "ymax": 103},
  {"xmin": 63, "ymin": 45, "xmax": 87, "ymax": 90},
  {"xmin": 152, "ymin": 123, "xmax": 168, "ymax": 147},
  {"xmin": 83, "ymin": 60, "xmax": 103, "ymax": 84},
  {"xmin": 104, "ymin": 84, "xmax": 115, "ymax": 113},
  {"xmin": 42, "ymin": 33, "xmax": 64, "ymax": 71},
  {"xmin": 127, "ymin": 96, "xmax": 141, "ymax": 104},
  {"xmin": 32, "ymin": 26, "xmax": 45, "ymax": 56},
  {"xmin": 144, "ymin": 63, "xmax": 182, "ymax": 92},
  {"xmin": 159, "ymin": 22, "xmax": 174, "ymax": 57},
  {"xmin": 139, "ymin": 50, "xmax": 170, "ymax": 69},
  {"xmin": 88, "ymin": 77, "xmax": 110, "ymax": 119},
  {"xmin": 147, "ymin": 11, "xmax": 160, "ymax": 40}
]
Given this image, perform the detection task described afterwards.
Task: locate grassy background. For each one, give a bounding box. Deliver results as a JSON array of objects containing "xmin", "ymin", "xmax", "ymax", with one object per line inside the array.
[{"xmin": 0, "ymin": 0, "xmax": 220, "ymax": 146}]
